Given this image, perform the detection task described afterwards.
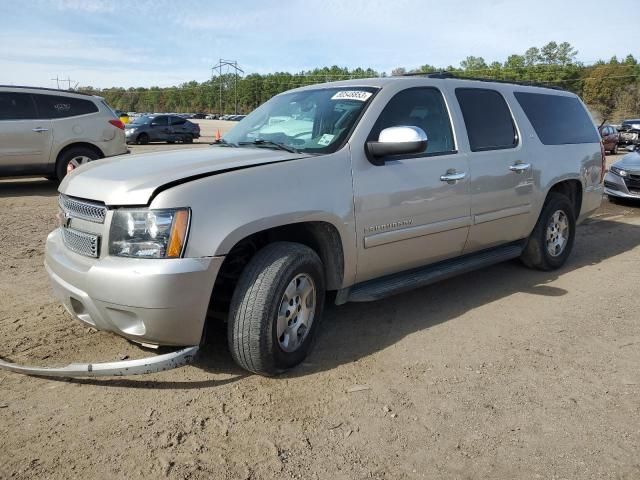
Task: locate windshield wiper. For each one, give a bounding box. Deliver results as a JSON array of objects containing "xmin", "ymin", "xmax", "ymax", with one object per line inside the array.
[
  {"xmin": 212, "ymin": 138, "xmax": 237, "ymax": 147},
  {"xmin": 238, "ymin": 139, "xmax": 299, "ymax": 153}
]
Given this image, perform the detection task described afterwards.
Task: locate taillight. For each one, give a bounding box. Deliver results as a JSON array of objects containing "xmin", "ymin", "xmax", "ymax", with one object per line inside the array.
[
  {"xmin": 109, "ymin": 119, "xmax": 125, "ymax": 130},
  {"xmin": 600, "ymin": 143, "xmax": 606, "ymax": 183}
]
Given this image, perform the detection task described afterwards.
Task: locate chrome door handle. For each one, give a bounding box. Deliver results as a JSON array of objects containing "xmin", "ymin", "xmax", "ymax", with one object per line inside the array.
[
  {"xmin": 440, "ymin": 171, "xmax": 467, "ymax": 183},
  {"xmin": 509, "ymin": 163, "xmax": 530, "ymax": 173},
  {"xmin": 32, "ymin": 127, "xmax": 49, "ymax": 133}
]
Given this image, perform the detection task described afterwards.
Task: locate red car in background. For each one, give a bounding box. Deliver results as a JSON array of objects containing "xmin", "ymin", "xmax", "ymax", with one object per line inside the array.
[{"xmin": 599, "ymin": 124, "xmax": 620, "ymax": 154}]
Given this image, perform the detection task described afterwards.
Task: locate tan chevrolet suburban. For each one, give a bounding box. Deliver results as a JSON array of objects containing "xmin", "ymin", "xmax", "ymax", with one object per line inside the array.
[
  {"xmin": 38, "ymin": 75, "xmax": 604, "ymax": 376},
  {"xmin": 0, "ymin": 86, "xmax": 128, "ymax": 181}
]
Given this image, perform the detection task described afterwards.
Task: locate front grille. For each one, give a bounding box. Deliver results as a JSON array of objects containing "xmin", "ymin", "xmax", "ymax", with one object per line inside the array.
[
  {"xmin": 623, "ymin": 175, "xmax": 640, "ymax": 190},
  {"xmin": 59, "ymin": 195, "xmax": 107, "ymax": 224},
  {"xmin": 62, "ymin": 228, "xmax": 100, "ymax": 258},
  {"xmin": 604, "ymin": 180, "xmax": 621, "ymax": 192}
]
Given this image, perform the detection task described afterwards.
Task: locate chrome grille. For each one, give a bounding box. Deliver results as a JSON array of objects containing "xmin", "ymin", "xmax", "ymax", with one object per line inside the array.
[
  {"xmin": 62, "ymin": 228, "xmax": 100, "ymax": 258},
  {"xmin": 59, "ymin": 195, "xmax": 107, "ymax": 224}
]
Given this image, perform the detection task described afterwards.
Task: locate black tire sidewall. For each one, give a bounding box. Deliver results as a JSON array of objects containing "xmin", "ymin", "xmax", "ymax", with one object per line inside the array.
[
  {"xmin": 535, "ymin": 194, "xmax": 576, "ymax": 269},
  {"xmin": 137, "ymin": 133, "xmax": 149, "ymax": 145},
  {"xmin": 227, "ymin": 243, "xmax": 326, "ymax": 375},
  {"xmin": 56, "ymin": 147, "xmax": 99, "ymax": 181},
  {"xmin": 267, "ymin": 256, "xmax": 325, "ymax": 371}
]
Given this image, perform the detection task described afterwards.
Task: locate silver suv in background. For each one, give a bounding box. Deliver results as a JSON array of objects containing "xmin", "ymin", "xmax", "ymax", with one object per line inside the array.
[
  {"xmin": 0, "ymin": 86, "xmax": 128, "ymax": 181},
  {"xmin": 46, "ymin": 76, "xmax": 604, "ymax": 376}
]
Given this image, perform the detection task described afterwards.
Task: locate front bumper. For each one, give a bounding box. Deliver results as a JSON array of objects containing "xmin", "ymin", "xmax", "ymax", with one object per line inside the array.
[
  {"xmin": 604, "ymin": 171, "xmax": 640, "ymax": 199},
  {"xmin": 45, "ymin": 228, "xmax": 224, "ymax": 346}
]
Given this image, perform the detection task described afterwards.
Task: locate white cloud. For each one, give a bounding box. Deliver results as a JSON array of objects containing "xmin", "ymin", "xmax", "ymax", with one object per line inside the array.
[{"xmin": 53, "ymin": 0, "xmax": 115, "ymax": 13}]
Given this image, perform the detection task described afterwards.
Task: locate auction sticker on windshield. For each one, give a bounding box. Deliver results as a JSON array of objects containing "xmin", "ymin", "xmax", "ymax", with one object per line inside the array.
[{"xmin": 331, "ymin": 91, "xmax": 372, "ymax": 101}]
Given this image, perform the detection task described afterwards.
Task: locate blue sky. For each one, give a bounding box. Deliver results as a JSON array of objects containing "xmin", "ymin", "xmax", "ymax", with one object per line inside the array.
[{"xmin": 1, "ymin": 0, "xmax": 638, "ymax": 89}]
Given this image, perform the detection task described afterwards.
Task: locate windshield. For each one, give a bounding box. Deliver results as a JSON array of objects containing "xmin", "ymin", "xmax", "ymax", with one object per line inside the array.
[{"xmin": 223, "ymin": 87, "xmax": 378, "ymax": 154}]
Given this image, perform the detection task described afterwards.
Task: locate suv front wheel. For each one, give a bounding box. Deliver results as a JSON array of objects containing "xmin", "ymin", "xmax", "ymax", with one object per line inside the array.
[
  {"xmin": 227, "ymin": 242, "xmax": 325, "ymax": 375},
  {"xmin": 521, "ymin": 192, "xmax": 576, "ymax": 271}
]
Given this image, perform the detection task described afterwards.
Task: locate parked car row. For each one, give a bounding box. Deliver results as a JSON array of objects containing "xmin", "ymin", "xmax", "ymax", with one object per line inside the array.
[{"xmin": 599, "ymin": 119, "xmax": 640, "ymax": 154}]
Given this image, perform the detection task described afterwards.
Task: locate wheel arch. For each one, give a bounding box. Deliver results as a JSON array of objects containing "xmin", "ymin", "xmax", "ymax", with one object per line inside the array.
[
  {"xmin": 55, "ymin": 142, "xmax": 105, "ymax": 165},
  {"xmin": 546, "ymin": 178, "xmax": 583, "ymax": 218},
  {"xmin": 205, "ymin": 220, "xmax": 345, "ymax": 328}
]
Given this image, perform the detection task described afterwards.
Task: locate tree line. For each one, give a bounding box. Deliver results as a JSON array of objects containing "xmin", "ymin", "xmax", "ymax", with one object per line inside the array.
[{"xmin": 81, "ymin": 42, "xmax": 640, "ymax": 123}]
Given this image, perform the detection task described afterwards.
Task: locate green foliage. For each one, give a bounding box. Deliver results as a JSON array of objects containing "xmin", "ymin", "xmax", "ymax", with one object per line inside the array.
[{"xmin": 84, "ymin": 42, "xmax": 639, "ymax": 121}]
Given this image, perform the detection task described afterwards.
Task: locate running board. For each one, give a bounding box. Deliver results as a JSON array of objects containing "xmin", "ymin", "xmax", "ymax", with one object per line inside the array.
[{"xmin": 347, "ymin": 243, "xmax": 524, "ymax": 303}]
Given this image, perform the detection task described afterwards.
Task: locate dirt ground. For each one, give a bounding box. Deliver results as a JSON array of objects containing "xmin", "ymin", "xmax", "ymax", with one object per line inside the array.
[{"xmin": 0, "ymin": 150, "xmax": 639, "ymax": 480}]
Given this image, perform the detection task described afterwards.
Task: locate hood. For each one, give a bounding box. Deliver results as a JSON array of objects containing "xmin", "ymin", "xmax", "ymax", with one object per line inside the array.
[
  {"xmin": 613, "ymin": 151, "xmax": 640, "ymax": 173},
  {"xmin": 59, "ymin": 146, "xmax": 307, "ymax": 206}
]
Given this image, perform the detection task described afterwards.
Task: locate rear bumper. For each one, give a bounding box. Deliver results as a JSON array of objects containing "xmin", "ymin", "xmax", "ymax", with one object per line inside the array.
[{"xmin": 45, "ymin": 229, "xmax": 224, "ymax": 346}]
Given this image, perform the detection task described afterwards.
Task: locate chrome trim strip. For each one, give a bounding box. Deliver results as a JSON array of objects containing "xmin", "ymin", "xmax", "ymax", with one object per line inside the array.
[
  {"xmin": 364, "ymin": 216, "xmax": 471, "ymax": 248},
  {"xmin": 0, "ymin": 346, "xmax": 199, "ymax": 378},
  {"xmin": 473, "ymin": 204, "xmax": 531, "ymax": 225}
]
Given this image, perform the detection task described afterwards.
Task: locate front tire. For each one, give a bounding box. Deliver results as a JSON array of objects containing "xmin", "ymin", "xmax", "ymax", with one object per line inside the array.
[
  {"xmin": 612, "ymin": 144, "xmax": 618, "ymax": 154},
  {"xmin": 521, "ymin": 193, "xmax": 576, "ymax": 271},
  {"xmin": 227, "ymin": 242, "xmax": 325, "ymax": 375}
]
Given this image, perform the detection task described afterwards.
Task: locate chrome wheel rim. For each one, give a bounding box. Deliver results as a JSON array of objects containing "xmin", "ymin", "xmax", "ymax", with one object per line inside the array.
[
  {"xmin": 276, "ymin": 273, "xmax": 316, "ymax": 353},
  {"xmin": 546, "ymin": 210, "xmax": 569, "ymax": 257},
  {"xmin": 66, "ymin": 155, "xmax": 91, "ymax": 174}
]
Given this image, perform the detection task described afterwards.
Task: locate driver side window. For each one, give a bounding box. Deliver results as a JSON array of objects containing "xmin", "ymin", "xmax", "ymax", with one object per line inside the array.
[{"xmin": 369, "ymin": 87, "xmax": 455, "ymax": 155}]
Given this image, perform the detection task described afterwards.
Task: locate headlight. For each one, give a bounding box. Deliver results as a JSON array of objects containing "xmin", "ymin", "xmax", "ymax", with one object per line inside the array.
[
  {"xmin": 109, "ymin": 208, "xmax": 190, "ymax": 258},
  {"xmin": 610, "ymin": 166, "xmax": 628, "ymax": 177},
  {"xmin": 125, "ymin": 128, "xmax": 136, "ymax": 134}
]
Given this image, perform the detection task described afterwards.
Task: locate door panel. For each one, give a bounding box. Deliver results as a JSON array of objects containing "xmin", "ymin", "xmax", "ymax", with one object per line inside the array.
[
  {"xmin": 454, "ymin": 88, "xmax": 534, "ymax": 253},
  {"xmin": 0, "ymin": 92, "xmax": 52, "ymax": 175},
  {"xmin": 352, "ymin": 87, "xmax": 471, "ymax": 283}
]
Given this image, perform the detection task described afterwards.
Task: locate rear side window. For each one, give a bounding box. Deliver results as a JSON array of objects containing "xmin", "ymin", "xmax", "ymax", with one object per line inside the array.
[
  {"xmin": 170, "ymin": 116, "xmax": 186, "ymax": 126},
  {"xmin": 34, "ymin": 94, "xmax": 98, "ymax": 119},
  {"xmin": 0, "ymin": 92, "xmax": 37, "ymax": 120},
  {"xmin": 455, "ymin": 88, "xmax": 517, "ymax": 152},
  {"xmin": 514, "ymin": 92, "xmax": 599, "ymax": 145}
]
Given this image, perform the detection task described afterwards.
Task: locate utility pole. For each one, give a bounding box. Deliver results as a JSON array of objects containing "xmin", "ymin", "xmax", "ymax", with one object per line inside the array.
[
  {"xmin": 211, "ymin": 59, "xmax": 244, "ymax": 115},
  {"xmin": 51, "ymin": 75, "xmax": 77, "ymax": 90}
]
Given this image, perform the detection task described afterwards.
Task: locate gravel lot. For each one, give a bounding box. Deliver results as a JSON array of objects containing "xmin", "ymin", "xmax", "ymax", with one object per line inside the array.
[{"xmin": 0, "ymin": 150, "xmax": 639, "ymax": 479}]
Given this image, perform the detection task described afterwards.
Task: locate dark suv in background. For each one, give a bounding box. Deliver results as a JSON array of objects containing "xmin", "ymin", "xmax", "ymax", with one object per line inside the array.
[{"xmin": 125, "ymin": 114, "xmax": 201, "ymax": 144}]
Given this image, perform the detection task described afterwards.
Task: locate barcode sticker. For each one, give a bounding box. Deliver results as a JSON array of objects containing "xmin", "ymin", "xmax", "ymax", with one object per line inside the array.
[{"xmin": 331, "ymin": 91, "xmax": 372, "ymax": 102}]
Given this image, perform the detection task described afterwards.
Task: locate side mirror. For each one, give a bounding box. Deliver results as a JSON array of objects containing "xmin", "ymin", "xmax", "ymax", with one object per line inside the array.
[{"xmin": 366, "ymin": 126, "xmax": 428, "ymax": 166}]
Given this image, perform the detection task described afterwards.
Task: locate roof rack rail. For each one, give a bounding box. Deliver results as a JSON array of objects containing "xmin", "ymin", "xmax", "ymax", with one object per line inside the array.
[
  {"xmin": 0, "ymin": 85, "xmax": 95, "ymax": 96},
  {"xmin": 399, "ymin": 71, "xmax": 567, "ymax": 91}
]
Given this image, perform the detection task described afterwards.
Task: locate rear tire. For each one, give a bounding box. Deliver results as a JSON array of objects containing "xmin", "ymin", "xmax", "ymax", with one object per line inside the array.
[
  {"xmin": 520, "ymin": 192, "xmax": 576, "ymax": 271},
  {"xmin": 55, "ymin": 146, "xmax": 100, "ymax": 181},
  {"xmin": 611, "ymin": 144, "xmax": 618, "ymax": 155},
  {"xmin": 183, "ymin": 134, "xmax": 193, "ymax": 144},
  {"xmin": 227, "ymin": 242, "xmax": 325, "ymax": 376}
]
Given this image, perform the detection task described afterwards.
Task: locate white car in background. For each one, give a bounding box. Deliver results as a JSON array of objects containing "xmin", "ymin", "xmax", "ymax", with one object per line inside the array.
[{"xmin": 0, "ymin": 86, "xmax": 128, "ymax": 181}]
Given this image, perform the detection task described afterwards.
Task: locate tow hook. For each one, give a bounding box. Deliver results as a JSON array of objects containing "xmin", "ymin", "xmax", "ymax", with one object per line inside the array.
[{"xmin": 0, "ymin": 346, "xmax": 198, "ymax": 378}]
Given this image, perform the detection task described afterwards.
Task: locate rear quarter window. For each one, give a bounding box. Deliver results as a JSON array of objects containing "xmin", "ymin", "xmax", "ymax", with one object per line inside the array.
[
  {"xmin": 514, "ymin": 92, "xmax": 599, "ymax": 145},
  {"xmin": 34, "ymin": 94, "xmax": 99, "ymax": 119}
]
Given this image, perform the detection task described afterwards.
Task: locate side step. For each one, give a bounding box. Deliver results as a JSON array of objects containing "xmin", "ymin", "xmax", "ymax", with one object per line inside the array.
[{"xmin": 346, "ymin": 242, "xmax": 525, "ymax": 303}]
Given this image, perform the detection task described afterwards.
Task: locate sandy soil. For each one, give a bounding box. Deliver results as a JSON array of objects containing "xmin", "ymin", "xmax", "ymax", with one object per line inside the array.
[{"xmin": 0, "ymin": 152, "xmax": 639, "ymax": 479}]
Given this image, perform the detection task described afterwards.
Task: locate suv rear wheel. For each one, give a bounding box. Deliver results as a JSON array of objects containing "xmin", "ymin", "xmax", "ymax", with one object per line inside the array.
[
  {"xmin": 227, "ymin": 242, "xmax": 325, "ymax": 375},
  {"xmin": 521, "ymin": 192, "xmax": 576, "ymax": 271},
  {"xmin": 56, "ymin": 146, "xmax": 100, "ymax": 181}
]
